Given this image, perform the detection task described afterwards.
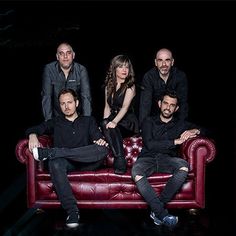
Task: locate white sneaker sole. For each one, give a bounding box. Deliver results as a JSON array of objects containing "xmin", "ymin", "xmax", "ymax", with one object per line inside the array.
[
  {"xmin": 32, "ymin": 147, "xmax": 40, "ymax": 161},
  {"xmin": 66, "ymin": 222, "xmax": 79, "ymax": 228},
  {"xmin": 150, "ymin": 212, "xmax": 162, "ymax": 225},
  {"xmin": 66, "ymin": 214, "xmax": 80, "ymax": 228}
]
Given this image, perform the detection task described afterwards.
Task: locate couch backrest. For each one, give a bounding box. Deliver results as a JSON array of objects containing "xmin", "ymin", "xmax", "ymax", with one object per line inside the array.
[
  {"xmin": 105, "ymin": 136, "xmax": 143, "ymax": 168},
  {"xmin": 16, "ymin": 135, "xmax": 216, "ymax": 173},
  {"xmin": 15, "ymin": 135, "xmax": 143, "ymax": 170}
]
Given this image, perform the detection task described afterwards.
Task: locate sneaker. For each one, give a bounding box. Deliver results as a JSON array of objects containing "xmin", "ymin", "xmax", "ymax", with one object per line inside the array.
[
  {"xmin": 32, "ymin": 147, "xmax": 55, "ymax": 161},
  {"xmin": 150, "ymin": 211, "xmax": 162, "ymax": 225},
  {"xmin": 66, "ymin": 211, "xmax": 80, "ymax": 229},
  {"xmin": 162, "ymin": 214, "xmax": 178, "ymax": 227},
  {"xmin": 150, "ymin": 212, "xmax": 178, "ymax": 227}
]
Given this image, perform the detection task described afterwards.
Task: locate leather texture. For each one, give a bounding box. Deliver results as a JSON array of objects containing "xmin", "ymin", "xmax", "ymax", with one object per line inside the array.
[{"xmin": 15, "ymin": 135, "xmax": 216, "ymax": 210}]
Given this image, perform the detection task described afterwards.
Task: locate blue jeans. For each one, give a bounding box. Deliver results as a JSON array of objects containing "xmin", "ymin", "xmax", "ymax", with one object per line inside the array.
[{"xmin": 48, "ymin": 144, "xmax": 109, "ymax": 214}]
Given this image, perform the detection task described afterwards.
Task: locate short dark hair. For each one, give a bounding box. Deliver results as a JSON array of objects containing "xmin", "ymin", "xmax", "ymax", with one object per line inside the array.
[
  {"xmin": 58, "ymin": 88, "xmax": 78, "ymax": 101},
  {"xmin": 160, "ymin": 89, "xmax": 179, "ymax": 105}
]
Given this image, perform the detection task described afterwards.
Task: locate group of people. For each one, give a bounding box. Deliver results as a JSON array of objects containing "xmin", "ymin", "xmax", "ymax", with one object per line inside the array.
[{"xmin": 26, "ymin": 42, "xmax": 204, "ymax": 229}]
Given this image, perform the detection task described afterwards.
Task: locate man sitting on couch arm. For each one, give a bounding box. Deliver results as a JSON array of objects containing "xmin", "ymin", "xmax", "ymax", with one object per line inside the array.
[{"xmin": 132, "ymin": 89, "xmax": 205, "ymax": 228}]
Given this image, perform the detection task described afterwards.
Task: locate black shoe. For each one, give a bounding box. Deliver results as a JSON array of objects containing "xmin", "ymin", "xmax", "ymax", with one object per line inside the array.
[
  {"xmin": 66, "ymin": 211, "xmax": 80, "ymax": 229},
  {"xmin": 32, "ymin": 147, "xmax": 55, "ymax": 161},
  {"xmin": 114, "ymin": 157, "xmax": 127, "ymax": 175}
]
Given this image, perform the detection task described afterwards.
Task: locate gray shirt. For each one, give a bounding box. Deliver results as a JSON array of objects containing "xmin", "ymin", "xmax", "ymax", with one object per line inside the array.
[{"xmin": 41, "ymin": 61, "xmax": 92, "ymax": 120}]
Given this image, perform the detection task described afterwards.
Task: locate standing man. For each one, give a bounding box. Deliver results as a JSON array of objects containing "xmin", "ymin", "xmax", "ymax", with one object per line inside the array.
[
  {"xmin": 26, "ymin": 89, "xmax": 108, "ymax": 228},
  {"xmin": 41, "ymin": 42, "xmax": 92, "ymax": 121},
  {"xmin": 132, "ymin": 90, "xmax": 204, "ymax": 227},
  {"xmin": 139, "ymin": 48, "xmax": 188, "ymax": 127}
]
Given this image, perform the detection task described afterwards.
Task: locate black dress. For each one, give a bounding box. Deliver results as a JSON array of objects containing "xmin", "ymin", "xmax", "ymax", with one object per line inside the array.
[{"xmin": 107, "ymin": 86, "xmax": 139, "ymax": 136}]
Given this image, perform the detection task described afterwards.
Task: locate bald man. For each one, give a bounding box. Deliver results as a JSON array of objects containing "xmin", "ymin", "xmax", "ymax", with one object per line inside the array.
[{"xmin": 139, "ymin": 48, "xmax": 188, "ymax": 127}]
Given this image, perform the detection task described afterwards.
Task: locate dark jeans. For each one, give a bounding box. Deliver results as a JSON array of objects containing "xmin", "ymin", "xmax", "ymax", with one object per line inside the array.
[
  {"xmin": 131, "ymin": 154, "xmax": 189, "ymax": 219},
  {"xmin": 50, "ymin": 144, "xmax": 109, "ymax": 162},
  {"xmin": 48, "ymin": 144, "xmax": 109, "ymax": 214},
  {"xmin": 101, "ymin": 119, "xmax": 125, "ymax": 158}
]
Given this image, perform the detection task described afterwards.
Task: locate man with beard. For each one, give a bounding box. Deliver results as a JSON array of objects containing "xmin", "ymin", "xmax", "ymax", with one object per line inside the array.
[
  {"xmin": 26, "ymin": 88, "xmax": 108, "ymax": 229},
  {"xmin": 41, "ymin": 42, "xmax": 92, "ymax": 121},
  {"xmin": 132, "ymin": 90, "xmax": 203, "ymax": 227},
  {"xmin": 139, "ymin": 48, "xmax": 188, "ymax": 127}
]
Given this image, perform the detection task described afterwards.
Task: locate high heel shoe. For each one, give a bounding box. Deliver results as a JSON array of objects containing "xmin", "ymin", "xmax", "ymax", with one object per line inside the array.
[{"xmin": 114, "ymin": 157, "xmax": 127, "ymax": 175}]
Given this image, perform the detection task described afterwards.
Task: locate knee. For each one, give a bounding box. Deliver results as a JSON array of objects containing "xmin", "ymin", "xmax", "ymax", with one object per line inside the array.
[
  {"xmin": 131, "ymin": 167, "xmax": 143, "ymax": 182},
  {"xmin": 180, "ymin": 166, "xmax": 188, "ymax": 172},
  {"xmin": 179, "ymin": 159, "xmax": 189, "ymax": 171},
  {"xmin": 49, "ymin": 159, "xmax": 66, "ymax": 172},
  {"xmin": 101, "ymin": 119, "xmax": 109, "ymax": 129},
  {"xmin": 97, "ymin": 144, "xmax": 109, "ymax": 156},
  {"xmin": 176, "ymin": 166, "xmax": 189, "ymax": 180},
  {"xmin": 134, "ymin": 175, "xmax": 143, "ymax": 182}
]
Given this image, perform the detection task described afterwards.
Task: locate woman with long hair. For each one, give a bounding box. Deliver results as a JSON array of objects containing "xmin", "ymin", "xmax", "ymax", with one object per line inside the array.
[{"xmin": 101, "ymin": 55, "xmax": 139, "ymax": 174}]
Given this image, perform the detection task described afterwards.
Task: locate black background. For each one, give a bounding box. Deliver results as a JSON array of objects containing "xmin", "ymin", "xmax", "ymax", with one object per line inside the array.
[{"xmin": 0, "ymin": 1, "xmax": 235, "ymax": 233}]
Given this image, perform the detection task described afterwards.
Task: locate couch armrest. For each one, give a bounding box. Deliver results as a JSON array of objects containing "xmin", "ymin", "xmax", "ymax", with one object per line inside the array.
[
  {"xmin": 180, "ymin": 136, "xmax": 216, "ymax": 170},
  {"xmin": 15, "ymin": 135, "xmax": 53, "ymax": 164}
]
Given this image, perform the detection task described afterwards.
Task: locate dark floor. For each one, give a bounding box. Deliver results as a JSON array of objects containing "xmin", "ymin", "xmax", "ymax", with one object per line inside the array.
[
  {"xmin": 0, "ymin": 206, "xmax": 221, "ymax": 236},
  {"xmin": 1, "ymin": 182, "xmax": 235, "ymax": 236}
]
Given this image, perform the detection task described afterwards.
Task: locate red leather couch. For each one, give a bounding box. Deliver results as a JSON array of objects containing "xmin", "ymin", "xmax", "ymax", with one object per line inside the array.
[{"xmin": 15, "ymin": 135, "xmax": 216, "ymax": 210}]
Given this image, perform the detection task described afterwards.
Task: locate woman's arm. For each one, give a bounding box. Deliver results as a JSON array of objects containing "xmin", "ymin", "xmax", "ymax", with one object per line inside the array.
[{"xmin": 103, "ymin": 87, "xmax": 111, "ymax": 119}]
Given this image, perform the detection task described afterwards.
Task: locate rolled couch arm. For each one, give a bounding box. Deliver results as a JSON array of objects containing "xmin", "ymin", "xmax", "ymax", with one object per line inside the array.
[
  {"xmin": 15, "ymin": 135, "xmax": 53, "ymax": 164},
  {"xmin": 180, "ymin": 136, "xmax": 216, "ymax": 166}
]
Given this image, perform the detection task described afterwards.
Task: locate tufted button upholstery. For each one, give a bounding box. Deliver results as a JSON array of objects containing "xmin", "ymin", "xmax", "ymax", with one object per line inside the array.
[
  {"xmin": 15, "ymin": 135, "xmax": 216, "ymax": 210},
  {"xmin": 106, "ymin": 136, "xmax": 143, "ymax": 168}
]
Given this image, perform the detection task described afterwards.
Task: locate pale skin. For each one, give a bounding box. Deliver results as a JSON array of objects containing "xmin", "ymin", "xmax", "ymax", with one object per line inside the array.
[
  {"xmin": 134, "ymin": 95, "xmax": 200, "ymax": 182},
  {"xmin": 56, "ymin": 43, "xmax": 75, "ymax": 79},
  {"xmin": 28, "ymin": 93, "xmax": 107, "ymax": 152},
  {"xmin": 103, "ymin": 63, "xmax": 136, "ymax": 129},
  {"xmin": 154, "ymin": 48, "xmax": 174, "ymax": 83}
]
